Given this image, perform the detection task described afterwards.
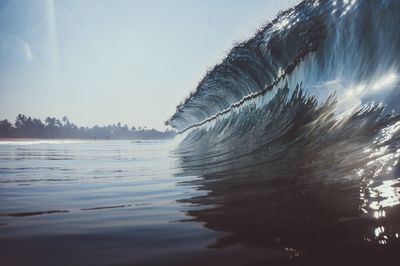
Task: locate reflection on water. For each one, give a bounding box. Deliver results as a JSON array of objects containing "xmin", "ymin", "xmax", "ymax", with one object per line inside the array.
[{"xmin": 357, "ymin": 121, "xmax": 400, "ymax": 247}]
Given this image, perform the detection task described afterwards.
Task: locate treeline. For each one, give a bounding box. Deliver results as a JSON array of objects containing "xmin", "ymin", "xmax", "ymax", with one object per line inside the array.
[{"xmin": 0, "ymin": 114, "xmax": 175, "ymax": 140}]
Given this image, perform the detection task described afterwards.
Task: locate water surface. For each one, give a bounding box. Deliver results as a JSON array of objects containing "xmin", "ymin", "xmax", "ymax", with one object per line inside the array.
[{"xmin": 0, "ymin": 140, "xmax": 217, "ymax": 265}]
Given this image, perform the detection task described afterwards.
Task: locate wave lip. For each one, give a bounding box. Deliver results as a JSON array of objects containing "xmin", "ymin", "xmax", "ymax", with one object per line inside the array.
[{"xmin": 167, "ymin": 0, "xmax": 400, "ymax": 132}]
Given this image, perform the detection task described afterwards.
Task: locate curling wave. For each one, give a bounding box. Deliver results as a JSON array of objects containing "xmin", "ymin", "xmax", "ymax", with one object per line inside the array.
[{"xmin": 167, "ymin": 0, "xmax": 400, "ymax": 132}]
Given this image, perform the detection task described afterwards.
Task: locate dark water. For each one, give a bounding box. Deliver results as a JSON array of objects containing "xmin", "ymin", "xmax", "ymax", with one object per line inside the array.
[
  {"xmin": 0, "ymin": 140, "xmax": 213, "ymax": 265},
  {"xmin": 0, "ymin": 140, "xmax": 316, "ymax": 265}
]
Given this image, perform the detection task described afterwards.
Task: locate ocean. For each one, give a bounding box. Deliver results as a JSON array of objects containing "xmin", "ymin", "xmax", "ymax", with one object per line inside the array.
[
  {"xmin": 0, "ymin": 140, "xmax": 216, "ymax": 265},
  {"xmin": 1, "ymin": 137, "xmax": 400, "ymax": 265},
  {"xmin": 2, "ymin": 0, "xmax": 400, "ymax": 265}
]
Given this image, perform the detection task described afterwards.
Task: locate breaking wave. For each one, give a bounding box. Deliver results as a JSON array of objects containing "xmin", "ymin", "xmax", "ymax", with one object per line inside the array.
[{"xmin": 167, "ymin": 0, "xmax": 400, "ymax": 132}]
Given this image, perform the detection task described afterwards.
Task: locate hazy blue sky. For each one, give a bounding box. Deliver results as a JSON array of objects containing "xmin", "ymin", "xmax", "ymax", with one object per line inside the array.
[{"xmin": 0, "ymin": 0, "xmax": 299, "ymax": 129}]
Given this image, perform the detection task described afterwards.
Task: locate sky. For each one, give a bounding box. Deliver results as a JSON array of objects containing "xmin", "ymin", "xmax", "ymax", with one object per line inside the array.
[{"xmin": 0, "ymin": 0, "xmax": 299, "ymax": 130}]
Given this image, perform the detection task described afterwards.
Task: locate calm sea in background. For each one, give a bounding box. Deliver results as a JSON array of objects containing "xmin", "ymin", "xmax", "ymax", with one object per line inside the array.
[
  {"xmin": 0, "ymin": 139, "xmax": 290, "ymax": 266},
  {"xmin": 0, "ymin": 140, "xmax": 208, "ymax": 265}
]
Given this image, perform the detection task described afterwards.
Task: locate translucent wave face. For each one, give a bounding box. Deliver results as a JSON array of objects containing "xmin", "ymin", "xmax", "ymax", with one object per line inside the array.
[{"xmin": 168, "ymin": 0, "xmax": 400, "ymax": 132}]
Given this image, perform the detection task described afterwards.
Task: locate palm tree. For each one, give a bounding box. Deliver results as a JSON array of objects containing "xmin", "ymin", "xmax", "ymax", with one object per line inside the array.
[
  {"xmin": 15, "ymin": 114, "xmax": 27, "ymax": 128},
  {"xmin": 62, "ymin": 116, "xmax": 70, "ymax": 127},
  {"xmin": 0, "ymin": 119, "xmax": 12, "ymax": 130},
  {"xmin": 45, "ymin": 117, "xmax": 56, "ymax": 127}
]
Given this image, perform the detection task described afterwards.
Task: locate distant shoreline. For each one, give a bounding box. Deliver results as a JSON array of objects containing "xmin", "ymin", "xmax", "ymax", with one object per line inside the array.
[
  {"xmin": 1, "ymin": 114, "xmax": 176, "ymax": 141},
  {"xmin": 0, "ymin": 137, "xmax": 173, "ymax": 142},
  {"xmin": 0, "ymin": 138, "xmax": 41, "ymax": 141}
]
